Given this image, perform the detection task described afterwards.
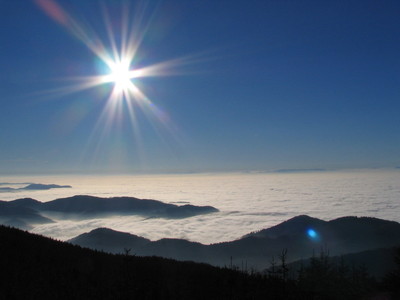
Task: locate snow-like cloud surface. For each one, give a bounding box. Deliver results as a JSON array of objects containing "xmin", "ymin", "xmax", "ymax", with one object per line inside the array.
[{"xmin": 2, "ymin": 170, "xmax": 400, "ymax": 244}]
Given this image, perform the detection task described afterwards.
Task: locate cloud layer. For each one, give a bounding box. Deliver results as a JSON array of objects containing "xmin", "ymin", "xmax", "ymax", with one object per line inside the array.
[{"xmin": 1, "ymin": 170, "xmax": 399, "ymax": 244}]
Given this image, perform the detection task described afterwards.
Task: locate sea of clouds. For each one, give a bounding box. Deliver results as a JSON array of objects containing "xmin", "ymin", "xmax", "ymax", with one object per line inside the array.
[{"xmin": 1, "ymin": 169, "xmax": 400, "ymax": 244}]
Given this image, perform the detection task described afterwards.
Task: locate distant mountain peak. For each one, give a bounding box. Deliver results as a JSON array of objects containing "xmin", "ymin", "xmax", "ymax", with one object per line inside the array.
[
  {"xmin": 69, "ymin": 227, "xmax": 151, "ymax": 253},
  {"xmin": 90, "ymin": 227, "xmax": 116, "ymax": 233},
  {"xmin": 84, "ymin": 227, "xmax": 147, "ymax": 239},
  {"xmin": 23, "ymin": 184, "xmax": 71, "ymax": 190},
  {"xmin": 10, "ymin": 198, "xmax": 41, "ymax": 207},
  {"xmin": 245, "ymin": 215, "xmax": 326, "ymax": 239}
]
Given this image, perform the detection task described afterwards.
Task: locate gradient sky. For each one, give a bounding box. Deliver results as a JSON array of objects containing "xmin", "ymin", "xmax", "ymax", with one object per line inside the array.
[{"xmin": 1, "ymin": 0, "xmax": 399, "ymax": 174}]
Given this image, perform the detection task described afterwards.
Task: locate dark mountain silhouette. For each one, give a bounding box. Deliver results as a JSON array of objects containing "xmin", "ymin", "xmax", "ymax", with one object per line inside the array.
[
  {"xmin": 70, "ymin": 215, "xmax": 400, "ymax": 273},
  {"xmin": 0, "ymin": 200, "xmax": 53, "ymax": 230},
  {"xmin": 245, "ymin": 215, "xmax": 400, "ymax": 255},
  {"xmin": 243, "ymin": 215, "xmax": 326, "ymax": 238},
  {"xmin": 0, "ymin": 195, "xmax": 218, "ymax": 229},
  {"xmin": 0, "ymin": 224, "xmax": 290, "ymax": 299},
  {"xmin": 0, "ymin": 183, "xmax": 71, "ymax": 192},
  {"xmin": 2, "ymin": 224, "xmax": 396, "ymax": 299},
  {"xmin": 3, "ymin": 223, "xmax": 400, "ymax": 299},
  {"xmin": 7, "ymin": 197, "xmax": 42, "ymax": 206},
  {"xmin": 23, "ymin": 183, "xmax": 72, "ymax": 190},
  {"xmin": 41, "ymin": 195, "xmax": 218, "ymax": 218},
  {"xmin": 74, "ymin": 227, "xmax": 151, "ymax": 253}
]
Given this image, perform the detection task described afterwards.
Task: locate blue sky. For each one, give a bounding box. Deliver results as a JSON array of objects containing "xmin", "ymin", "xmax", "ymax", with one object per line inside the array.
[{"xmin": 1, "ymin": 0, "xmax": 399, "ymax": 174}]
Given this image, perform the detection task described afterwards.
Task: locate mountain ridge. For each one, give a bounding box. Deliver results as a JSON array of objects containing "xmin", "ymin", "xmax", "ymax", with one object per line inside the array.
[
  {"xmin": 70, "ymin": 215, "xmax": 400, "ymax": 272},
  {"xmin": 0, "ymin": 183, "xmax": 71, "ymax": 192},
  {"xmin": 0, "ymin": 195, "xmax": 219, "ymax": 229}
]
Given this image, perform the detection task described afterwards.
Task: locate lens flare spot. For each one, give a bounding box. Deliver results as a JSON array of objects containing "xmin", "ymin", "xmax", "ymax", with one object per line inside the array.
[{"xmin": 307, "ymin": 228, "xmax": 319, "ymax": 240}]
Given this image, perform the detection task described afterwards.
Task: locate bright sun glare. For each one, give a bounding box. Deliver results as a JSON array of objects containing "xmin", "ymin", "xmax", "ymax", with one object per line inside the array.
[
  {"xmin": 34, "ymin": 0, "xmax": 190, "ymax": 158},
  {"xmin": 102, "ymin": 60, "xmax": 144, "ymax": 94},
  {"xmin": 109, "ymin": 61, "xmax": 132, "ymax": 90},
  {"xmin": 34, "ymin": 0, "xmax": 195, "ymax": 110}
]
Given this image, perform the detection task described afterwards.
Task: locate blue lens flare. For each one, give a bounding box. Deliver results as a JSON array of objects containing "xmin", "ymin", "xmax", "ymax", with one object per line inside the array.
[{"xmin": 307, "ymin": 228, "xmax": 319, "ymax": 240}]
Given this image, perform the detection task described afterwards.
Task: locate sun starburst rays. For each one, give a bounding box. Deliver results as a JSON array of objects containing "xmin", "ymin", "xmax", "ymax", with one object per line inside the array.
[{"xmin": 34, "ymin": 0, "xmax": 188, "ymax": 168}]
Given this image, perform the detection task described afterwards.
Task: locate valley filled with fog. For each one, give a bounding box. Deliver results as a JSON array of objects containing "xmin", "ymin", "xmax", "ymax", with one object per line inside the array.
[{"xmin": 1, "ymin": 169, "xmax": 399, "ymax": 244}]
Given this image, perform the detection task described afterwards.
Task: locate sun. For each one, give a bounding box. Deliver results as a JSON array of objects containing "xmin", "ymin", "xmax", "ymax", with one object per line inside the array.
[
  {"xmin": 99, "ymin": 57, "xmax": 147, "ymax": 97},
  {"xmin": 34, "ymin": 0, "xmax": 189, "ymax": 146},
  {"xmin": 109, "ymin": 62, "xmax": 131, "ymax": 89},
  {"xmin": 101, "ymin": 59, "xmax": 137, "ymax": 93},
  {"xmin": 35, "ymin": 0, "xmax": 193, "ymax": 106}
]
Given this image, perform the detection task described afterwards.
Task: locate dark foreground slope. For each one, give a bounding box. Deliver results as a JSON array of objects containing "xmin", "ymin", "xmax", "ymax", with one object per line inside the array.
[
  {"xmin": 2, "ymin": 225, "xmax": 400, "ymax": 299},
  {"xmin": 0, "ymin": 225, "xmax": 282, "ymax": 300}
]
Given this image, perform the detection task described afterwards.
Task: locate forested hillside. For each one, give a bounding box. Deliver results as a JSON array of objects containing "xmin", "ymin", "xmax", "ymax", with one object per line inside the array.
[{"xmin": 1, "ymin": 225, "xmax": 400, "ymax": 299}]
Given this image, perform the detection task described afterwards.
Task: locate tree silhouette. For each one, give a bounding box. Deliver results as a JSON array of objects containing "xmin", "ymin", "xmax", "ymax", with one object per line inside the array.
[{"xmin": 382, "ymin": 247, "xmax": 400, "ymax": 298}]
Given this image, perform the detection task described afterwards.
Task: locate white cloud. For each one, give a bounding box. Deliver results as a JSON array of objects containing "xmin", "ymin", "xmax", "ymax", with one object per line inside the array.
[{"xmin": 3, "ymin": 170, "xmax": 400, "ymax": 244}]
